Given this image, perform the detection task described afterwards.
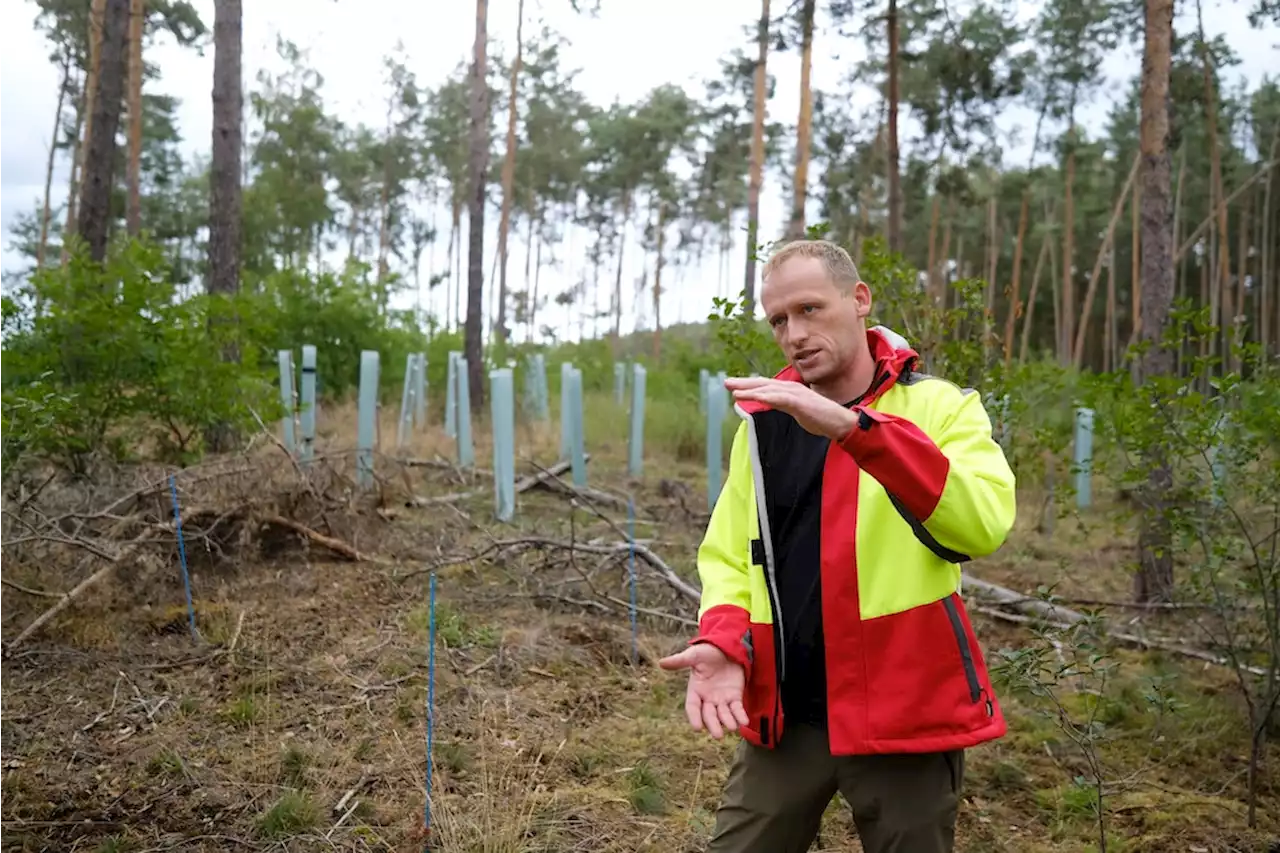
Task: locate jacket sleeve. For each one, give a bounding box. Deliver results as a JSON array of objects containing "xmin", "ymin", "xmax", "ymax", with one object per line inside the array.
[
  {"xmin": 837, "ymin": 382, "xmax": 1016, "ymax": 561},
  {"xmin": 690, "ymin": 419, "xmax": 755, "ymax": 675}
]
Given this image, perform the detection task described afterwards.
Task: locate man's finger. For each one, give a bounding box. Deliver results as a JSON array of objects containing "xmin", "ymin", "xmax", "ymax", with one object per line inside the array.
[
  {"xmin": 659, "ymin": 648, "xmax": 695, "ymax": 671},
  {"xmin": 714, "ymin": 700, "xmax": 740, "ymax": 734},
  {"xmin": 685, "ymin": 691, "xmax": 704, "ymax": 732},
  {"xmin": 729, "ymin": 698, "xmax": 750, "ymax": 728},
  {"xmin": 701, "ymin": 700, "xmax": 725, "ymax": 739}
]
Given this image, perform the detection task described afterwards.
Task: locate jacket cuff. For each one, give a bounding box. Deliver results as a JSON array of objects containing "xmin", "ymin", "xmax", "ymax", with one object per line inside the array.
[
  {"xmin": 839, "ymin": 405, "xmax": 949, "ymax": 521},
  {"xmin": 691, "ymin": 603, "xmax": 753, "ymax": 676}
]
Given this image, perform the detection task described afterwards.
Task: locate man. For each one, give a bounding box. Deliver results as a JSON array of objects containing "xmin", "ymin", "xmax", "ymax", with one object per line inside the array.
[{"xmin": 659, "ymin": 239, "xmax": 1016, "ymax": 853}]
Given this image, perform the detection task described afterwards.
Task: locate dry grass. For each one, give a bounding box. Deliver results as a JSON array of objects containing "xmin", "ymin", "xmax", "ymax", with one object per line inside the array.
[{"xmin": 2, "ymin": 405, "xmax": 1278, "ymax": 852}]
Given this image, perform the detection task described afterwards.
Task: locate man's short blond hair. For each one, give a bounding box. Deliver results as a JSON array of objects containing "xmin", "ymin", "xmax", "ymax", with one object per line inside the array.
[{"xmin": 761, "ymin": 240, "xmax": 861, "ymax": 289}]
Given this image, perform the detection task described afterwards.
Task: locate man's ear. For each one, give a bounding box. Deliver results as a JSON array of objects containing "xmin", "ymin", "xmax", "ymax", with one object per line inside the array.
[{"xmin": 853, "ymin": 281, "xmax": 872, "ymax": 318}]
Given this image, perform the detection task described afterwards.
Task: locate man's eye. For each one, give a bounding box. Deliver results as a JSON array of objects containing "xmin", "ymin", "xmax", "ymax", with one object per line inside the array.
[{"xmin": 802, "ymin": 305, "xmax": 816, "ymax": 313}]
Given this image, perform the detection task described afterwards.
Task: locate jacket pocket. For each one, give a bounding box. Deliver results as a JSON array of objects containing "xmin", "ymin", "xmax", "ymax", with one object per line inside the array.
[{"xmin": 941, "ymin": 595, "xmax": 981, "ymax": 703}]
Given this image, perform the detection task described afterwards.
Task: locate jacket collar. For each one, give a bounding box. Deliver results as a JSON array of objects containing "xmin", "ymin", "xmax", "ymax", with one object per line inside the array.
[{"xmin": 735, "ymin": 325, "xmax": 919, "ymax": 415}]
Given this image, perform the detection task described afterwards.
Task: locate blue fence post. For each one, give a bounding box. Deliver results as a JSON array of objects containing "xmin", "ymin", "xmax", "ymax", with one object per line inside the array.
[
  {"xmin": 567, "ymin": 367, "xmax": 586, "ymax": 487},
  {"xmin": 277, "ymin": 349, "xmax": 296, "ymax": 453},
  {"xmin": 357, "ymin": 350, "xmax": 380, "ymax": 489},
  {"xmin": 560, "ymin": 361, "xmax": 574, "ymax": 460},
  {"xmin": 707, "ymin": 373, "xmax": 726, "ymax": 510},
  {"xmin": 524, "ymin": 353, "xmax": 548, "ymax": 421},
  {"xmin": 423, "ymin": 571, "xmax": 437, "ymax": 840},
  {"xmin": 1073, "ymin": 406, "xmax": 1094, "ymax": 509},
  {"xmin": 699, "ymin": 368, "xmax": 710, "ymax": 414},
  {"xmin": 529, "ymin": 353, "xmax": 550, "ymax": 421},
  {"xmin": 445, "ymin": 351, "xmax": 461, "ymax": 438},
  {"xmin": 397, "ymin": 353, "xmax": 417, "ymax": 451},
  {"xmin": 628, "ymin": 364, "xmax": 646, "ymax": 478},
  {"xmin": 167, "ymin": 475, "xmax": 200, "ymax": 643},
  {"xmin": 456, "ymin": 357, "xmax": 474, "ymax": 468},
  {"xmin": 299, "ymin": 344, "xmax": 317, "ymax": 466},
  {"xmin": 490, "ymin": 368, "xmax": 516, "ymax": 521},
  {"xmin": 414, "ymin": 352, "xmax": 428, "ymax": 428}
]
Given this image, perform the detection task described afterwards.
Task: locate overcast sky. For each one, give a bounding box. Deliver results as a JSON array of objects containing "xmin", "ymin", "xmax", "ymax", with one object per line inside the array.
[{"xmin": 2, "ymin": 0, "xmax": 1276, "ymax": 338}]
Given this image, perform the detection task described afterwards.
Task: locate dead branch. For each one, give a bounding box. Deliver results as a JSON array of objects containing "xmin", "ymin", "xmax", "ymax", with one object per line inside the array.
[
  {"xmin": 4, "ymin": 529, "xmax": 153, "ymax": 654},
  {"xmin": 971, "ymin": 605, "xmax": 1265, "ymax": 676},
  {"xmin": 260, "ymin": 514, "xmax": 386, "ymax": 564},
  {"xmin": 402, "ymin": 534, "xmax": 700, "ymax": 602},
  {"xmin": 407, "ymin": 456, "xmax": 584, "ymax": 507},
  {"xmin": 962, "ymin": 573, "xmax": 1087, "ymax": 625},
  {"xmin": 1, "ymin": 578, "xmax": 65, "ymax": 599}
]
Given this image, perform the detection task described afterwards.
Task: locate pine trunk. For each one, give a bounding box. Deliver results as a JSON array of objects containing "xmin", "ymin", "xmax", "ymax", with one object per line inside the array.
[
  {"xmin": 464, "ymin": 0, "xmax": 491, "ymax": 411},
  {"xmin": 37, "ymin": 56, "xmax": 71, "ymax": 272},
  {"xmin": 886, "ymin": 0, "xmax": 903, "ymax": 254},
  {"xmin": 1003, "ymin": 189, "xmax": 1030, "ymax": 369},
  {"xmin": 77, "ymin": 0, "xmax": 129, "ymax": 263},
  {"xmin": 495, "ymin": 0, "xmax": 524, "ymax": 344},
  {"xmin": 124, "ymin": 0, "xmax": 144, "ymax": 236},
  {"xmin": 205, "ymin": 0, "xmax": 243, "ymax": 453},
  {"xmin": 742, "ymin": 0, "xmax": 770, "ymax": 314},
  {"xmin": 787, "ymin": 0, "xmax": 815, "ymax": 240},
  {"xmin": 1134, "ymin": 0, "xmax": 1176, "ymax": 604}
]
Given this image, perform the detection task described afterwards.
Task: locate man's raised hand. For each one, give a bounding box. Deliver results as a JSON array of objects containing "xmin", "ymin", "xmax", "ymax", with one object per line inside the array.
[
  {"xmin": 723, "ymin": 376, "xmax": 857, "ymax": 441},
  {"xmin": 658, "ymin": 643, "xmax": 750, "ymax": 739}
]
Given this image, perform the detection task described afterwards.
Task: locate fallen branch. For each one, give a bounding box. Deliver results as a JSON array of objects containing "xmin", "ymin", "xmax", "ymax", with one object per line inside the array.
[
  {"xmin": 1, "ymin": 578, "xmax": 65, "ymax": 599},
  {"xmin": 261, "ymin": 514, "xmax": 385, "ymax": 564},
  {"xmin": 962, "ymin": 573, "xmax": 1086, "ymax": 625},
  {"xmin": 407, "ymin": 456, "xmax": 586, "ymax": 507},
  {"xmin": 4, "ymin": 530, "xmax": 152, "ymax": 654},
  {"xmin": 403, "ymin": 535, "xmax": 699, "ymax": 603},
  {"xmin": 972, "ymin": 605, "xmax": 1265, "ymax": 676}
]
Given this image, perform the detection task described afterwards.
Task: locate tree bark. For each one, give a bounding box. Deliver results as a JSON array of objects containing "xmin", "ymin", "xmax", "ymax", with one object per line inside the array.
[
  {"xmin": 1003, "ymin": 189, "xmax": 1030, "ymax": 369},
  {"xmin": 1061, "ymin": 132, "xmax": 1077, "ymax": 367},
  {"xmin": 742, "ymin": 0, "xmax": 770, "ymax": 315},
  {"xmin": 37, "ymin": 55, "xmax": 71, "ymax": 272},
  {"xmin": 1019, "ymin": 235, "xmax": 1050, "ymax": 364},
  {"xmin": 653, "ymin": 201, "xmax": 666, "ymax": 359},
  {"xmin": 886, "ymin": 0, "xmax": 903, "ymax": 254},
  {"xmin": 204, "ymin": 0, "xmax": 243, "ymax": 454},
  {"xmin": 464, "ymin": 0, "xmax": 491, "ymax": 411},
  {"xmin": 787, "ymin": 0, "xmax": 815, "ymax": 240},
  {"xmin": 76, "ymin": 0, "xmax": 129, "ymax": 263},
  {"xmin": 1073, "ymin": 153, "xmax": 1140, "ymax": 370},
  {"xmin": 495, "ymin": 0, "xmax": 524, "ymax": 345},
  {"xmin": 208, "ymin": 0, "xmax": 242, "ymax": 299},
  {"xmin": 124, "ymin": 0, "xmax": 144, "ymax": 237},
  {"xmin": 66, "ymin": 0, "xmax": 107, "ymax": 262},
  {"xmin": 1134, "ymin": 0, "xmax": 1176, "ymax": 604},
  {"xmin": 1262, "ymin": 132, "xmax": 1278, "ymax": 357}
]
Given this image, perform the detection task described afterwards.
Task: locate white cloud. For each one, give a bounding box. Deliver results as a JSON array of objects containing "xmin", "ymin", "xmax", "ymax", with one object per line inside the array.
[{"xmin": 2, "ymin": 0, "xmax": 1275, "ymax": 340}]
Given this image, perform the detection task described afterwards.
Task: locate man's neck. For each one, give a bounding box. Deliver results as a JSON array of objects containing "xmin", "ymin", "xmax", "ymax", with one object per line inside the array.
[{"xmin": 809, "ymin": 355, "xmax": 877, "ymax": 406}]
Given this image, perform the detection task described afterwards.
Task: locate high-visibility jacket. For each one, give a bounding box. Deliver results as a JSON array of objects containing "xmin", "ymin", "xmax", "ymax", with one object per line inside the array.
[{"xmin": 691, "ymin": 325, "xmax": 1017, "ymax": 756}]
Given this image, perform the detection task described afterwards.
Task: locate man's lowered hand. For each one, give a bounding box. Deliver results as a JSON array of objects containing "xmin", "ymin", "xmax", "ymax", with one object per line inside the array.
[{"xmin": 659, "ymin": 643, "xmax": 750, "ymax": 739}]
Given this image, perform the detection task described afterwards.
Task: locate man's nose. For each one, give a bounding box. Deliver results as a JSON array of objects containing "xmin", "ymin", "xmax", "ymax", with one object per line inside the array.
[{"xmin": 784, "ymin": 317, "xmax": 809, "ymax": 348}]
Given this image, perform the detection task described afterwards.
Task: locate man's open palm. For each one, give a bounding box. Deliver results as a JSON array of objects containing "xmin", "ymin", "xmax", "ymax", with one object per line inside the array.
[{"xmin": 658, "ymin": 643, "xmax": 750, "ymax": 739}]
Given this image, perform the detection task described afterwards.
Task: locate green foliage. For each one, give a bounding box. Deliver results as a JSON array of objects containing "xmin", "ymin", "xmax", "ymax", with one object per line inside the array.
[
  {"xmin": 706, "ymin": 290, "xmax": 776, "ymax": 377},
  {"xmin": 2, "ymin": 240, "xmax": 267, "ymax": 473}
]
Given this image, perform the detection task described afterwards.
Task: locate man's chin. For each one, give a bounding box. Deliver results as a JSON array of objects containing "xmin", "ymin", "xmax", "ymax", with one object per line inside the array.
[{"xmin": 792, "ymin": 362, "xmax": 830, "ymax": 384}]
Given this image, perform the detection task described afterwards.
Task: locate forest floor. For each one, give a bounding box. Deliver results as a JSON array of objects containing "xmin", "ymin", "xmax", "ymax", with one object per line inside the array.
[{"xmin": 2, "ymin": 412, "xmax": 1278, "ymax": 853}]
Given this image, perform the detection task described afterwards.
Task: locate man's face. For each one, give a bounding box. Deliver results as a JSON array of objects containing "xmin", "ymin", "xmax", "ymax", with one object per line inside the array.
[{"xmin": 760, "ymin": 255, "xmax": 872, "ymax": 385}]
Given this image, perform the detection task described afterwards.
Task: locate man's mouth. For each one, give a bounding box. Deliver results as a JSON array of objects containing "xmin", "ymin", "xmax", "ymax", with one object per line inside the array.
[{"xmin": 795, "ymin": 349, "xmax": 820, "ymax": 365}]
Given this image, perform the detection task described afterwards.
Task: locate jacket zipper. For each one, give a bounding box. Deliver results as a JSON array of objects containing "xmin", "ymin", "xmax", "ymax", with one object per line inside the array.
[
  {"xmin": 740, "ymin": 410, "xmax": 786, "ymax": 683},
  {"xmin": 941, "ymin": 595, "xmax": 982, "ymax": 704}
]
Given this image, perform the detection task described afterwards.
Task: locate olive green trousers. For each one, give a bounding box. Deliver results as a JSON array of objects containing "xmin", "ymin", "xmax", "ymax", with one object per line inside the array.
[{"xmin": 706, "ymin": 724, "xmax": 964, "ymax": 853}]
